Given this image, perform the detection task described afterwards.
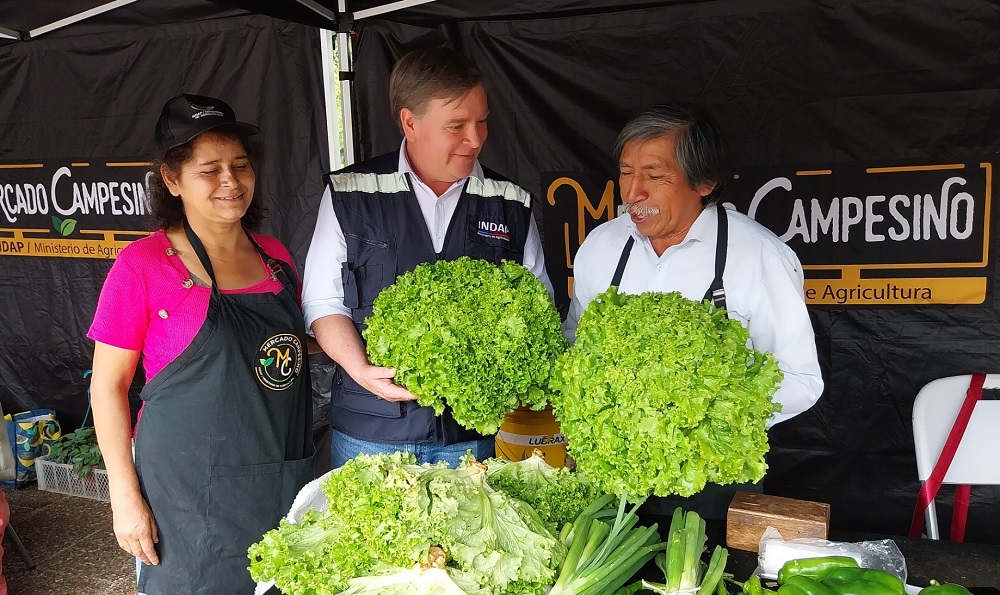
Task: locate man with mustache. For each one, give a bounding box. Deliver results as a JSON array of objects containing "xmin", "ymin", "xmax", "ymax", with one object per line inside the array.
[
  {"xmin": 563, "ymin": 102, "xmax": 823, "ymax": 519},
  {"xmin": 302, "ymin": 47, "xmax": 551, "ymax": 469}
]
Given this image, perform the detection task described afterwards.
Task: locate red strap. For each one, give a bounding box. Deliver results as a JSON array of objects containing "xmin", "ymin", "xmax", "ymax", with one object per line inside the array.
[
  {"xmin": 909, "ymin": 373, "xmax": 985, "ymax": 540},
  {"xmin": 951, "ymin": 484, "xmax": 971, "ymax": 542}
]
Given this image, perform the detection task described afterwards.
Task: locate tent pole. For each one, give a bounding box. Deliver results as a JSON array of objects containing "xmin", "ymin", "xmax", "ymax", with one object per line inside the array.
[
  {"xmin": 0, "ymin": 26, "xmax": 20, "ymax": 40},
  {"xmin": 294, "ymin": 0, "xmax": 338, "ymax": 22},
  {"xmin": 338, "ymin": 0, "xmax": 357, "ymax": 166},
  {"xmin": 354, "ymin": 0, "xmax": 439, "ymax": 20},
  {"xmin": 29, "ymin": 0, "xmax": 140, "ymax": 39},
  {"xmin": 320, "ymin": 29, "xmax": 344, "ymax": 171}
]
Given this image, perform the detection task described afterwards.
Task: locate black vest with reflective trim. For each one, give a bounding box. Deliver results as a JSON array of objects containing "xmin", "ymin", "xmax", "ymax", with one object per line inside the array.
[{"xmin": 325, "ymin": 150, "xmax": 534, "ymax": 445}]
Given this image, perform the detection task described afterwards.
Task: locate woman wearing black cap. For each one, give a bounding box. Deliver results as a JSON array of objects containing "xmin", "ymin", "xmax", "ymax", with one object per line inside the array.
[{"xmin": 88, "ymin": 94, "xmax": 314, "ymax": 594}]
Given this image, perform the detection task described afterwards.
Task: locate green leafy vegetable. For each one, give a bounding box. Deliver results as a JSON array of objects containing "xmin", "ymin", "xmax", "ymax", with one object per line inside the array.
[
  {"xmin": 364, "ymin": 257, "xmax": 567, "ymax": 435},
  {"xmin": 340, "ymin": 565, "xmax": 471, "ymax": 595},
  {"xmin": 639, "ymin": 508, "xmax": 729, "ymax": 595},
  {"xmin": 485, "ymin": 451, "xmax": 606, "ymax": 530},
  {"xmin": 248, "ymin": 453, "xmax": 565, "ymax": 595},
  {"xmin": 550, "ymin": 287, "xmax": 782, "ymax": 498},
  {"xmin": 421, "ymin": 461, "xmax": 565, "ymax": 594},
  {"xmin": 548, "ymin": 493, "xmax": 666, "ymax": 595},
  {"xmin": 249, "ymin": 452, "xmax": 434, "ymax": 594},
  {"xmin": 342, "ymin": 548, "xmax": 478, "ymax": 595},
  {"xmin": 46, "ymin": 426, "xmax": 104, "ymax": 479}
]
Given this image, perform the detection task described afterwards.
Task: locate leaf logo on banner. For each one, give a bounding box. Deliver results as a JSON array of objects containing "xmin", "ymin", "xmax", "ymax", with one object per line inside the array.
[{"xmin": 51, "ymin": 216, "xmax": 78, "ymax": 237}]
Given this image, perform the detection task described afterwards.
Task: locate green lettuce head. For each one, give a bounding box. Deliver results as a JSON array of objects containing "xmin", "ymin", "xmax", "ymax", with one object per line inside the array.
[
  {"xmin": 363, "ymin": 257, "xmax": 567, "ymax": 435},
  {"xmin": 550, "ymin": 287, "xmax": 782, "ymax": 498}
]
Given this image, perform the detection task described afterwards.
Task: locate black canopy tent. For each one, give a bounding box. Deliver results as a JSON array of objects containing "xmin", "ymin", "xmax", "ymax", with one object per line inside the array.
[{"xmin": 2, "ymin": 0, "xmax": 999, "ymax": 542}]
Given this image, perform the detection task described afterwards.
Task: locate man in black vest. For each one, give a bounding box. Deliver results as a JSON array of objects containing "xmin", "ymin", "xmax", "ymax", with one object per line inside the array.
[{"xmin": 302, "ymin": 47, "xmax": 552, "ymax": 469}]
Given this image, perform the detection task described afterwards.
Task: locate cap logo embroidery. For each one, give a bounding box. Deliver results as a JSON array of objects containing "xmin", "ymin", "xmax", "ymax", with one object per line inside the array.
[{"xmin": 190, "ymin": 103, "xmax": 224, "ymax": 119}]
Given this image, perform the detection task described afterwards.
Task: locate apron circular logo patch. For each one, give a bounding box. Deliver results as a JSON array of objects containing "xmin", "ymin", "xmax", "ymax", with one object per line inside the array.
[{"xmin": 255, "ymin": 333, "xmax": 303, "ymax": 391}]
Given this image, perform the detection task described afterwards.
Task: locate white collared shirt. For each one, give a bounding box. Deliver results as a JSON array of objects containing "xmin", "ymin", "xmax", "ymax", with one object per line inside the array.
[
  {"xmin": 564, "ymin": 205, "xmax": 823, "ymax": 426},
  {"xmin": 302, "ymin": 140, "xmax": 552, "ymax": 329}
]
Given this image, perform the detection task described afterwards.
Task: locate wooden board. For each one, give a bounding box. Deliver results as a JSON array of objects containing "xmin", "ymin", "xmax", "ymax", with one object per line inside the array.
[{"xmin": 726, "ymin": 491, "xmax": 831, "ymax": 552}]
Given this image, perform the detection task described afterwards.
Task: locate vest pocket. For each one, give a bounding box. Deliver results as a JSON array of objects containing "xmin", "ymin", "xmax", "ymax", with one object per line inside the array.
[
  {"xmin": 466, "ymin": 212, "xmax": 521, "ymax": 263},
  {"xmin": 331, "ymin": 371, "xmax": 403, "ymax": 418},
  {"xmin": 341, "ymin": 262, "xmax": 384, "ymax": 309},
  {"xmin": 334, "ymin": 387, "xmax": 404, "ymax": 418}
]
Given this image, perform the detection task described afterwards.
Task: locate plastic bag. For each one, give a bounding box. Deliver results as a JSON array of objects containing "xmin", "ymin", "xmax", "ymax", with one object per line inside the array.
[{"xmin": 756, "ymin": 527, "xmax": 907, "ymax": 582}]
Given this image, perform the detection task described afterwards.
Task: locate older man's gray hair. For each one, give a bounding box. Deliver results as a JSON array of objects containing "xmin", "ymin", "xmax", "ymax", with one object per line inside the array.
[{"xmin": 614, "ymin": 102, "xmax": 733, "ymax": 206}]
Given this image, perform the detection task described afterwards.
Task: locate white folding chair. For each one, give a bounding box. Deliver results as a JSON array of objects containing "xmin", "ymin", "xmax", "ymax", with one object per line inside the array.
[{"xmin": 912, "ymin": 374, "xmax": 1000, "ymax": 539}]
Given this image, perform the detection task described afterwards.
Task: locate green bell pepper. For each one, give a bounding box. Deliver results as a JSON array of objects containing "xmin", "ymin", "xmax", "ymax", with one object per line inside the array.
[
  {"xmin": 782, "ymin": 575, "xmax": 840, "ymax": 595},
  {"xmin": 823, "ymin": 568, "xmax": 905, "ymax": 594},
  {"xmin": 820, "ymin": 578, "xmax": 904, "ymax": 595},
  {"xmin": 745, "ymin": 575, "xmax": 766, "ymax": 595},
  {"xmin": 778, "ymin": 584, "xmax": 811, "ymax": 595},
  {"xmin": 778, "ymin": 556, "xmax": 861, "ymax": 584}
]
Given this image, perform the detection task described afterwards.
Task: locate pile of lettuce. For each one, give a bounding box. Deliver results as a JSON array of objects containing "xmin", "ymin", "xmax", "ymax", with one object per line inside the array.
[
  {"xmin": 363, "ymin": 257, "xmax": 566, "ymax": 435},
  {"xmin": 549, "ymin": 288, "xmax": 783, "ymax": 498},
  {"xmin": 248, "ymin": 452, "xmax": 566, "ymax": 595},
  {"xmin": 484, "ymin": 452, "xmax": 606, "ymax": 531}
]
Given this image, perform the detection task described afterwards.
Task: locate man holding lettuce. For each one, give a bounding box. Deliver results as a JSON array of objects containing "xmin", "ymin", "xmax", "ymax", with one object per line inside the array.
[
  {"xmin": 302, "ymin": 47, "xmax": 552, "ymax": 469},
  {"xmin": 563, "ymin": 102, "xmax": 823, "ymax": 518}
]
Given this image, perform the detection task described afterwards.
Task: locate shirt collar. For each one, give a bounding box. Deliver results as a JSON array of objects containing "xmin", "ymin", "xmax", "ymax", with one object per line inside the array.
[{"xmin": 396, "ymin": 139, "xmax": 485, "ymax": 184}]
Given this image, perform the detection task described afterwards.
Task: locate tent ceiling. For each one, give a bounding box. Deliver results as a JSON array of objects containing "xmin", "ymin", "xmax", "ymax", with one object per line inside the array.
[
  {"xmin": 0, "ymin": 0, "xmax": 700, "ymax": 43},
  {"xmin": 0, "ymin": 0, "xmax": 251, "ymax": 43}
]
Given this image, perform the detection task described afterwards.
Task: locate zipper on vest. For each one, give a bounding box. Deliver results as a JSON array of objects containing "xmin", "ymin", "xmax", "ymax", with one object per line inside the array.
[{"xmin": 345, "ymin": 232, "xmax": 389, "ymax": 249}]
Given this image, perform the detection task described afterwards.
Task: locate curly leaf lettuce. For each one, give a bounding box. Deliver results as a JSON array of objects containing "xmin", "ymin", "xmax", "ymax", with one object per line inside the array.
[
  {"xmin": 248, "ymin": 452, "xmax": 439, "ymax": 594},
  {"xmin": 248, "ymin": 453, "xmax": 564, "ymax": 595},
  {"xmin": 549, "ymin": 288, "xmax": 782, "ymax": 498},
  {"xmin": 484, "ymin": 452, "xmax": 605, "ymax": 530},
  {"xmin": 363, "ymin": 257, "xmax": 567, "ymax": 435},
  {"xmin": 414, "ymin": 461, "xmax": 565, "ymax": 594}
]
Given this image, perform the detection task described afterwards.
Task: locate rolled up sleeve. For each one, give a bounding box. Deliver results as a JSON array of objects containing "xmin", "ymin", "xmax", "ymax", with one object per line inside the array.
[{"xmin": 301, "ymin": 187, "xmax": 351, "ymax": 332}]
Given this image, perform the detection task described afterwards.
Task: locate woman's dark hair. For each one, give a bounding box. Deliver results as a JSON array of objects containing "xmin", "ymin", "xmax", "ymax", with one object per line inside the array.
[
  {"xmin": 614, "ymin": 102, "xmax": 733, "ymax": 206},
  {"xmin": 146, "ymin": 125, "xmax": 265, "ymax": 231}
]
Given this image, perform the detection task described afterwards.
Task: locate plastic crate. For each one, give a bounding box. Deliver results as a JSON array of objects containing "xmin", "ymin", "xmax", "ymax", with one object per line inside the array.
[{"xmin": 35, "ymin": 456, "xmax": 110, "ymax": 502}]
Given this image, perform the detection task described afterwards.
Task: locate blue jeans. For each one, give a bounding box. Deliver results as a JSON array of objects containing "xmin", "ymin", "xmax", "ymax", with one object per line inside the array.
[{"xmin": 331, "ymin": 431, "xmax": 495, "ymax": 468}]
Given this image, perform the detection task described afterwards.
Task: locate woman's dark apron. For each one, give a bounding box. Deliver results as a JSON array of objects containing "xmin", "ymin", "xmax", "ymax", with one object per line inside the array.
[
  {"xmin": 135, "ymin": 224, "xmax": 314, "ymax": 594},
  {"xmin": 612, "ymin": 204, "xmax": 762, "ymax": 521}
]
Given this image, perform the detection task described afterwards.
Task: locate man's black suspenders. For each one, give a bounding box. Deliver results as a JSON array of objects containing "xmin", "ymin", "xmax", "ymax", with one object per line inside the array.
[{"xmin": 610, "ymin": 202, "xmax": 728, "ymax": 309}]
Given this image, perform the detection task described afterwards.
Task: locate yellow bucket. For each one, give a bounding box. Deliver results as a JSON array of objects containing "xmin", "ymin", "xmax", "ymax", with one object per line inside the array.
[{"xmin": 495, "ymin": 405, "xmax": 568, "ymax": 468}]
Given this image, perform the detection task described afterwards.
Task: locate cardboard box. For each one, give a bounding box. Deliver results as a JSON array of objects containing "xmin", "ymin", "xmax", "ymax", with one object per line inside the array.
[{"xmin": 726, "ymin": 491, "xmax": 830, "ymax": 552}]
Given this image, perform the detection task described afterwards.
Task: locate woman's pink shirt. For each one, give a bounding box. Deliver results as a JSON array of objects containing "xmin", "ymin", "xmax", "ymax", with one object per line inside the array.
[{"xmin": 87, "ymin": 229, "xmax": 300, "ymax": 383}]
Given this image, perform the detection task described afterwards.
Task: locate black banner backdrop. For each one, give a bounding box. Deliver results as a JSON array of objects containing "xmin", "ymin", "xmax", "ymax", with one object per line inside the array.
[
  {"xmin": 0, "ymin": 13, "xmax": 328, "ymax": 430},
  {"xmin": 351, "ymin": 0, "xmax": 1000, "ymax": 540}
]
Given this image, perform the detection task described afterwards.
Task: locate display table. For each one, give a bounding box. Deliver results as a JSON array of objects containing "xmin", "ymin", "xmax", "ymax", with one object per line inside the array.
[{"xmin": 635, "ymin": 514, "xmax": 1000, "ymax": 589}]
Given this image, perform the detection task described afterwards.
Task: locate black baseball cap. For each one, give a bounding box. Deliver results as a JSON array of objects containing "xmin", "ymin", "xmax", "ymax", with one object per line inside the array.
[{"xmin": 154, "ymin": 93, "xmax": 260, "ymax": 151}]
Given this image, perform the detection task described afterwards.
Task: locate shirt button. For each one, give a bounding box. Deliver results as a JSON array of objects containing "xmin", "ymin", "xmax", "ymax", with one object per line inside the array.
[
  {"xmin": 657, "ymin": 265, "xmax": 663, "ymax": 271},
  {"xmin": 182, "ymin": 278, "xmax": 194, "ymax": 289},
  {"xmin": 158, "ymin": 309, "xmax": 169, "ymax": 319},
  {"xmin": 165, "ymin": 248, "xmax": 177, "ymax": 256}
]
